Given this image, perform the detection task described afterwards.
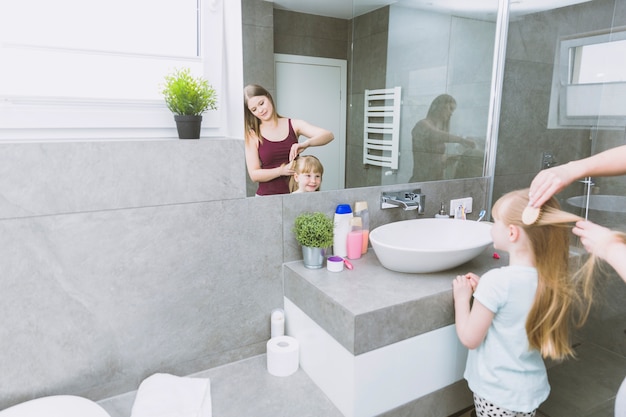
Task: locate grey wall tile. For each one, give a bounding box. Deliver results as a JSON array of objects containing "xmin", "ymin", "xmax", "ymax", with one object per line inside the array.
[
  {"xmin": 273, "ymin": 9, "xmax": 349, "ymax": 60},
  {"xmin": 241, "ymin": 0, "xmax": 273, "ymax": 28},
  {"xmin": 0, "ymin": 140, "xmax": 245, "ymax": 219},
  {"xmin": 0, "ymin": 194, "xmax": 283, "ymax": 408}
]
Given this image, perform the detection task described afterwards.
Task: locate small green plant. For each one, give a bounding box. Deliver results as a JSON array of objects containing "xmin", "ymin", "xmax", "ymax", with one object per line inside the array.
[
  {"xmin": 293, "ymin": 212, "xmax": 334, "ymax": 248},
  {"xmin": 161, "ymin": 68, "xmax": 217, "ymax": 116}
]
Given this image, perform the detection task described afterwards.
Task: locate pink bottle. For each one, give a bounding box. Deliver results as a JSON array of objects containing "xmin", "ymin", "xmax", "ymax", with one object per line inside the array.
[{"xmin": 346, "ymin": 217, "xmax": 363, "ymax": 260}]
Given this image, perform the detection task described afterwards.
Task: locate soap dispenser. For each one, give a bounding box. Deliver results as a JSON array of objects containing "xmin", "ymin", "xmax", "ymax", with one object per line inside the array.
[{"xmin": 435, "ymin": 202, "xmax": 448, "ymax": 219}]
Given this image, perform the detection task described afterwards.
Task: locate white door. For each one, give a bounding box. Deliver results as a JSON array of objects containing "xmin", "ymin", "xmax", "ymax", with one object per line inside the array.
[{"xmin": 274, "ymin": 54, "xmax": 347, "ymax": 191}]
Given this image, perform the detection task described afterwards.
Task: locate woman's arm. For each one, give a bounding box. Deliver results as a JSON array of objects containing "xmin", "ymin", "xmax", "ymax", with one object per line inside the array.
[
  {"xmin": 529, "ymin": 145, "xmax": 626, "ymax": 207},
  {"xmin": 413, "ymin": 119, "xmax": 474, "ymax": 151},
  {"xmin": 289, "ymin": 119, "xmax": 334, "ymax": 161},
  {"xmin": 453, "ymin": 273, "xmax": 494, "ymax": 349},
  {"xmin": 244, "ymin": 133, "xmax": 295, "ymax": 183}
]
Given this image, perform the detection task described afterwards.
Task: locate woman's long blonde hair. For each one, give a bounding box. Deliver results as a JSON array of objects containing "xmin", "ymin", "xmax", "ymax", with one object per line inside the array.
[
  {"xmin": 243, "ymin": 84, "xmax": 280, "ymax": 146},
  {"xmin": 492, "ymin": 188, "xmax": 597, "ymax": 360}
]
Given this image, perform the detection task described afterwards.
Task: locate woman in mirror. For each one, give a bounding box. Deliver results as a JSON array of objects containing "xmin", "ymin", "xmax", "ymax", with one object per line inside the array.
[
  {"xmin": 244, "ymin": 84, "xmax": 334, "ymax": 196},
  {"xmin": 410, "ymin": 94, "xmax": 477, "ymax": 182}
]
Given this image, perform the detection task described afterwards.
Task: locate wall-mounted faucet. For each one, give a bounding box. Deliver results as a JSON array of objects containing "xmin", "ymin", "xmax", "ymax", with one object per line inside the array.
[
  {"xmin": 381, "ymin": 189, "xmax": 425, "ymax": 214},
  {"xmin": 542, "ymin": 151, "xmax": 558, "ymax": 169}
]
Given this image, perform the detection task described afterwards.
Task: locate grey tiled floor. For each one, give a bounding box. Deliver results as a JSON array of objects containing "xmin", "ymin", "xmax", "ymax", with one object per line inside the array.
[
  {"xmin": 99, "ymin": 342, "xmax": 624, "ymax": 417},
  {"xmin": 455, "ymin": 342, "xmax": 625, "ymax": 417},
  {"xmin": 99, "ymin": 354, "xmax": 342, "ymax": 417},
  {"xmin": 539, "ymin": 342, "xmax": 625, "ymax": 417}
]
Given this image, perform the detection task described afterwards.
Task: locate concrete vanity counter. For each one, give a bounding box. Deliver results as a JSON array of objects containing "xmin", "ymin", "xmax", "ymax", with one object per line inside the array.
[
  {"xmin": 283, "ymin": 245, "xmax": 505, "ymax": 355},
  {"xmin": 283, "ymin": 246, "xmax": 506, "ymax": 416}
]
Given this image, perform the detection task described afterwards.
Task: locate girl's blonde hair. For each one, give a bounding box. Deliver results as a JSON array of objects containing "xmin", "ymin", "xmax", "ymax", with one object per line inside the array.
[
  {"xmin": 243, "ymin": 84, "xmax": 280, "ymax": 146},
  {"xmin": 492, "ymin": 188, "xmax": 597, "ymax": 360},
  {"xmin": 289, "ymin": 155, "xmax": 324, "ymax": 193}
]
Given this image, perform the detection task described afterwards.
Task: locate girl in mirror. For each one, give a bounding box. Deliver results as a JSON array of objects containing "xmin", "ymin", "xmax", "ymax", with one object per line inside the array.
[
  {"xmin": 453, "ymin": 189, "xmax": 597, "ymax": 417},
  {"xmin": 244, "ymin": 84, "xmax": 334, "ymax": 196},
  {"xmin": 290, "ymin": 155, "xmax": 324, "ymax": 193}
]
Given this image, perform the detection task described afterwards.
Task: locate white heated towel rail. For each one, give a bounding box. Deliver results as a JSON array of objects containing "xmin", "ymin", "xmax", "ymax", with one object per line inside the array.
[{"xmin": 362, "ymin": 87, "xmax": 401, "ymax": 170}]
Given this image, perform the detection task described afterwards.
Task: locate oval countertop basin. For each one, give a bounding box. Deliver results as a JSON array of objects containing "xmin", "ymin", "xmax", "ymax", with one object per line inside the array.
[{"xmin": 369, "ymin": 218, "xmax": 493, "ymax": 273}]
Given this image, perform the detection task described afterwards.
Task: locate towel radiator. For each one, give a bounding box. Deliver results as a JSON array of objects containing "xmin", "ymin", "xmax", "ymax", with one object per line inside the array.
[{"xmin": 362, "ymin": 87, "xmax": 401, "ymax": 170}]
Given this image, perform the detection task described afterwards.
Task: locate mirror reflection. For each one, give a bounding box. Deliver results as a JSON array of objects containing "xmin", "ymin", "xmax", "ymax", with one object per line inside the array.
[
  {"xmin": 409, "ymin": 94, "xmax": 484, "ymax": 182},
  {"xmin": 242, "ymin": 0, "xmax": 499, "ymax": 196}
]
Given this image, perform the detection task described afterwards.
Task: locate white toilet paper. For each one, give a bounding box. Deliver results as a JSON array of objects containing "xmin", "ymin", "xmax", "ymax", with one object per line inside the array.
[{"xmin": 266, "ymin": 336, "xmax": 299, "ymax": 377}]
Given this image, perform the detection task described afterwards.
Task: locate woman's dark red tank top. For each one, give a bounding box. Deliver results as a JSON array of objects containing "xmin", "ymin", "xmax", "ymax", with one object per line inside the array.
[{"xmin": 256, "ymin": 119, "xmax": 298, "ymax": 196}]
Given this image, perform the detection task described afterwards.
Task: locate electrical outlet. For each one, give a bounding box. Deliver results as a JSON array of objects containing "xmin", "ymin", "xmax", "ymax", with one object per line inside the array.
[{"xmin": 449, "ymin": 197, "xmax": 473, "ymax": 216}]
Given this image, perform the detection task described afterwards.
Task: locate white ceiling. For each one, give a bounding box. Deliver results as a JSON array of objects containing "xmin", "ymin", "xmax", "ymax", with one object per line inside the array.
[{"xmin": 268, "ymin": 0, "xmax": 593, "ymax": 20}]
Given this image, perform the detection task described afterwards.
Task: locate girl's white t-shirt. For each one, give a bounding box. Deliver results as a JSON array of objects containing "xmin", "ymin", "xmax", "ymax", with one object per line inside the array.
[{"xmin": 464, "ymin": 265, "xmax": 550, "ymax": 412}]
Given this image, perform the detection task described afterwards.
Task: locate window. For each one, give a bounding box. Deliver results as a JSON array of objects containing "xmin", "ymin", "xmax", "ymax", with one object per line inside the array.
[
  {"xmin": 548, "ymin": 27, "xmax": 626, "ymax": 128},
  {"xmin": 0, "ymin": 0, "xmax": 228, "ymax": 140}
]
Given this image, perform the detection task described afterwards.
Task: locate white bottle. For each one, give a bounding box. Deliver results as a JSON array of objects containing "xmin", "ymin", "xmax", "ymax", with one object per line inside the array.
[
  {"xmin": 270, "ymin": 308, "xmax": 285, "ymax": 338},
  {"xmin": 333, "ymin": 204, "xmax": 353, "ymax": 258}
]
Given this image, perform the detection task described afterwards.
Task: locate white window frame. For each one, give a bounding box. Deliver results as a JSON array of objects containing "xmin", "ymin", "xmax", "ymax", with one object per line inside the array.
[{"xmin": 0, "ymin": 0, "xmax": 232, "ymax": 141}]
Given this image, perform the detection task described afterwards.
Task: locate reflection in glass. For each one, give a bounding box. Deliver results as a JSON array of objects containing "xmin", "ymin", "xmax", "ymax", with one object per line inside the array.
[
  {"xmin": 410, "ymin": 94, "xmax": 482, "ymax": 182},
  {"xmin": 347, "ymin": 2, "xmax": 497, "ymax": 187}
]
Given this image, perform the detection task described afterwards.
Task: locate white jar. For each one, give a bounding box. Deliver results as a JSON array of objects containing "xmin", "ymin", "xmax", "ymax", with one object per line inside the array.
[{"xmin": 333, "ymin": 204, "xmax": 353, "ymax": 258}]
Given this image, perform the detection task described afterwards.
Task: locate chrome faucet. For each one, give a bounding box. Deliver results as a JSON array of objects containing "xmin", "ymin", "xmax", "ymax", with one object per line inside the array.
[{"xmin": 381, "ymin": 189, "xmax": 425, "ymax": 214}]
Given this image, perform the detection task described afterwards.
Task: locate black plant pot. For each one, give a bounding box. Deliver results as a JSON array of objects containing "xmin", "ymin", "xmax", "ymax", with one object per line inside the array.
[{"xmin": 174, "ymin": 115, "xmax": 202, "ymax": 139}]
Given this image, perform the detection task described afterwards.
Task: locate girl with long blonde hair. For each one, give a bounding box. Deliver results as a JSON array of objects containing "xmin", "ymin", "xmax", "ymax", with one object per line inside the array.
[{"xmin": 453, "ymin": 188, "xmax": 596, "ymax": 416}]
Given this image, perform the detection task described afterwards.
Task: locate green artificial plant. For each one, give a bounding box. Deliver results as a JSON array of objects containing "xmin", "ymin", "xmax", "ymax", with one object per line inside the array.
[
  {"xmin": 293, "ymin": 212, "xmax": 334, "ymax": 248},
  {"xmin": 161, "ymin": 68, "xmax": 218, "ymax": 116}
]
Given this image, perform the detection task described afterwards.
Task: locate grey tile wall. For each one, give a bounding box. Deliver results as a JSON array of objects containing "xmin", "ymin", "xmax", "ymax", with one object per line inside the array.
[
  {"xmin": 0, "ymin": 139, "xmax": 276, "ymax": 409},
  {"xmin": 0, "ymin": 132, "xmax": 488, "ymax": 410},
  {"xmin": 273, "ymin": 10, "xmax": 349, "ymax": 60}
]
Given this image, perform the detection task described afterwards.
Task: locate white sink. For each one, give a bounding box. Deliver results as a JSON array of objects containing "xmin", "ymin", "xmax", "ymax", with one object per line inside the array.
[{"xmin": 369, "ymin": 218, "xmax": 493, "ymax": 273}]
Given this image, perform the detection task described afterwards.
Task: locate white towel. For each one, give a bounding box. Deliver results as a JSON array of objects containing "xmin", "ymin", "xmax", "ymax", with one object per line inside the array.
[{"xmin": 130, "ymin": 373, "xmax": 212, "ymax": 417}]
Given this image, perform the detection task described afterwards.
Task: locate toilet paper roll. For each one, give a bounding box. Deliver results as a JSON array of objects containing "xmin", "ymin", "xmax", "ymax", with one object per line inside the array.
[{"xmin": 266, "ymin": 336, "xmax": 299, "ymax": 377}]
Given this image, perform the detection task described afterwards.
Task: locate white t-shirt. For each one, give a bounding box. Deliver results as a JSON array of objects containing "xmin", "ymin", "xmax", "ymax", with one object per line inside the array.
[{"xmin": 464, "ymin": 265, "xmax": 550, "ymax": 412}]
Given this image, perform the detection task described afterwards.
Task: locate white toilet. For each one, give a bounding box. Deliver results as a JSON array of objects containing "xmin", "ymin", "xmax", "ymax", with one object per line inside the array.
[{"xmin": 0, "ymin": 395, "xmax": 111, "ymax": 417}]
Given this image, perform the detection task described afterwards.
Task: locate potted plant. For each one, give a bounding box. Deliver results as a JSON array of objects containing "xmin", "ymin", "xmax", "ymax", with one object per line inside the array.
[
  {"xmin": 293, "ymin": 211, "xmax": 334, "ymax": 269},
  {"xmin": 161, "ymin": 68, "xmax": 218, "ymax": 139}
]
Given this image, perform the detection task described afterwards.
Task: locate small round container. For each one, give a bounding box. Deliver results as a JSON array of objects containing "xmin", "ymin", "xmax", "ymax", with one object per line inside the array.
[{"xmin": 327, "ymin": 256, "xmax": 344, "ymax": 272}]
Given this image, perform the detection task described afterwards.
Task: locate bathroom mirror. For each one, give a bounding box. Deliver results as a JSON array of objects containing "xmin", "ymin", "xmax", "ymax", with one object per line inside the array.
[
  {"xmin": 243, "ymin": 0, "xmax": 501, "ymax": 195},
  {"xmin": 245, "ymin": 0, "xmax": 587, "ymax": 196}
]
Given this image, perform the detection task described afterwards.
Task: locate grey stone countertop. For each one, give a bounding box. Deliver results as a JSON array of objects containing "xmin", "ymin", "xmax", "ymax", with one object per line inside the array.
[{"xmin": 284, "ymin": 245, "xmax": 508, "ymax": 355}]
